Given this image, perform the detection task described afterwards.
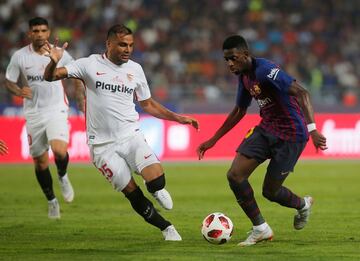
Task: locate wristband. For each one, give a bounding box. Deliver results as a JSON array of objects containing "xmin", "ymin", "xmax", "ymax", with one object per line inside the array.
[{"xmin": 307, "ymin": 123, "xmax": 316, "ymax": 132}]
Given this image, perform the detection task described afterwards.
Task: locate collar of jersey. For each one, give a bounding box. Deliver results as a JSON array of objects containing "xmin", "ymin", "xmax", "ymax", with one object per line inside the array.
[{"xmin": 102, "ymin": 53, "xmax": 128, "ymax": 69}]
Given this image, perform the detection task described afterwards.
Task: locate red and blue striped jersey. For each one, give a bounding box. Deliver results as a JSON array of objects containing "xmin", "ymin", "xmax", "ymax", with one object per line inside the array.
[{"xmin": 236, "ymin": 58, "xmax": 309, "ymax": 142}]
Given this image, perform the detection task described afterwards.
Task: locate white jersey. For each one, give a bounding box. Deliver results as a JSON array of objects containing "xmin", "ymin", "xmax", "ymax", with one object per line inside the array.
[
  {"xmin": 6, "ymin": 44, "xmax": 73, "ymax": 117},
  {"xmin": 65, "ymin": 54, "xmax": 151, "ymax": 145}
]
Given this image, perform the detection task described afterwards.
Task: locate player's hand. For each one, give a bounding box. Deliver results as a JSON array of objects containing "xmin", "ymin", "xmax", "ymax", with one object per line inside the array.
[
  {"xmin": 0, "ymin": 140, "xmax": 8, "ymax": 155},
  {"xmin": 43, "ymin": 38, "xmax": 68, "ymax": 63},
  {"xmin": 197, "ymin": 139, "xmax": 216, "ymax": 160},
  {"xmin": 178, "ymin": 116, "xmax": 199, "ymax": 131},
  {"xmin": 310, "ymin": 130, "xmax": 327, "ymax": 152},
  {"xmin": 20, "ymin": 86, "xmax": 32, "ymax": 99}
]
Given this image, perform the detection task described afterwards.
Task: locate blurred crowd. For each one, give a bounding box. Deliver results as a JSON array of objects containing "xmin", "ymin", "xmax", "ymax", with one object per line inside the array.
[{"xmin": 0, "ymin": 0, "xmax": 359, "ymax": 113}]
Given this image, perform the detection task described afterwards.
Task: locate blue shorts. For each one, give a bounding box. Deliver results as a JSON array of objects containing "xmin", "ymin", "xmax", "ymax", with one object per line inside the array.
[{"xmin": 237, "ymin": 126, "xmax": 307, "ymax": 180}]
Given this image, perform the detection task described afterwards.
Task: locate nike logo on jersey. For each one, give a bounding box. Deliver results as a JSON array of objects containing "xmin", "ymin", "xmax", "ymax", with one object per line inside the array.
[
  {"xmin": 25, "ymin": 66, "xmax": 33, "ymax": 70},
  {"xmin": 96, "ymin": 72, "xmax": 106, "ymax": 75},
  {"xmin": 144, "ymin": 154, "xmax": 152, "ymax": 159}
]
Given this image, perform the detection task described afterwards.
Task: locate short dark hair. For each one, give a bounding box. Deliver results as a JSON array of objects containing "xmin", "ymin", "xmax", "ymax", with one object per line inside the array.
[
  {"xmin": 28, "ymin": 17, "xmax": 49, "ymax": 28},
  {"xmin": 107, "ymin": 24, "xmax": 132, "ymax": 39},
  {"xmin": 222, "ymin": 35, "xmax": 249, "ymax": 51}
]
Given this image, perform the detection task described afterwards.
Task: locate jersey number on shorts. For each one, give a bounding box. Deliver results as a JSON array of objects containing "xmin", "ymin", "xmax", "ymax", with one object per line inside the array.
[{"xmin": 98, "ymin": 163, "xmax": 114, "ymax": 181}]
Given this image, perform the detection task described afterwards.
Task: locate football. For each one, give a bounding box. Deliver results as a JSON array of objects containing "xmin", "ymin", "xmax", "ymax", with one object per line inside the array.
[{"xmin": 201, "ymin": 212, "xmax": 234, "ymax": 244}]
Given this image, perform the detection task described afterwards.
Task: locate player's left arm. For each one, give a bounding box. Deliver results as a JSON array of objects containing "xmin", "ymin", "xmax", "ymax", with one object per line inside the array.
[
  {"xmin": 288, "ymin": 81, "xmax": 327, "ymax": 151},
  {"xmin": 139, "ymin": 98, "xmax": 199, "ymax": 130},
  {"xmin": 72, "ymin": 79, "xmax": 85, "ymax": 113}
]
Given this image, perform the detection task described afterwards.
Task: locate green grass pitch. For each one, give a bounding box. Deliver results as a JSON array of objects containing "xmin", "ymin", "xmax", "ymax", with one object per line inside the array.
[{"xmin": 0, "ymin": 161, "xmax": 359, "ymax": 260}]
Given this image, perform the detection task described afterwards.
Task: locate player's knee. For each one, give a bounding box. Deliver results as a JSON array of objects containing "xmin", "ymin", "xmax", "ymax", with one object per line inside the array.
[
  {"xmin": 52, "ymin": 149, "xmax": 67, "ymax": 159},
  {"xmin": 120, "ymin": 178, "xmax": 137, "ymax": 194},
  {"xmin": 33, "ymin": 156, "xmax": 49, "ymax": 170},
  {"xmin": 35, "ymin": 162, "xmax": 48, "ymax": 171},
  {"xmin": 226, "ymin": 169, "xmax": 246, "ymax": 184},
  {"xmin": 145, "ymin": 174, "xmax": 165, "ymax": 193},
  {"xmin": 50, "ymin": 142, "xmax": 68, "ymax": 159}
]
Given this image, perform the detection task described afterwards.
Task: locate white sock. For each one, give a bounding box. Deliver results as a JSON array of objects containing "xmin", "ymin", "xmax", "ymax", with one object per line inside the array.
[
  {"xmin": 48, "ymin": 198, "xmax": 57, "ymax": 204},
  {"xmin": 300, "ymin": 197, "xmax": 309, "ymax": 211},
  {"xmin": 59, "ymin": 173, "xmax": 68, "ymax": 180},
  {"xmin": 253, "ymin": 222, "xmax": 268, "ymax": 231}
]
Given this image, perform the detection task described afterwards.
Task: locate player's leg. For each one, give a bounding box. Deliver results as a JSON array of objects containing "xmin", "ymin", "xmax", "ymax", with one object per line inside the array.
[
  {"xmin": 92, "ymin": 143, "xmax": 180, "ymax": 241},
  {"xmin": 227, "ymin": 153, "xmax": 262, "ymax": 224},
  {"xmin": 127, "ymin": 132, "xmax": 173, "ymax": 210},
  {"xmin": 262, "ymin": 141, "xmax": 313, "ymax": 230},
  {"xmin": 262, "ymin": 170, "xmax": 303, "ymax": 209},
  {"xmin": 122, "ymin": 179, "xmax": 181, "ymax": 241},
  {"xmin": 227, "ymin": 153, "xmax": 274, "ymax": 246},
  {"xmin": 50, "ymin": 139, "xmax": 68, "ymax": 177},
  {"xmin": 47, "ymin": 111, "xmax": 74, "ymax": 203},
  {"xmin": 33, "ymin": 152, "xmax": 60, "ymax": 219},
  {"xmin": 141, "ymin": 163, "xmax": 173, "ymax": 210},
  {"xmin": 230, "ymin": 127, "xmax": 274, "ymax": 246},
  {"xmin": 33, "ymin": 152, "xmax": 54, "ymax": 200},
  {"xmin": 28, "ymin": 119, "xmax": 60, "ymax": 219}
]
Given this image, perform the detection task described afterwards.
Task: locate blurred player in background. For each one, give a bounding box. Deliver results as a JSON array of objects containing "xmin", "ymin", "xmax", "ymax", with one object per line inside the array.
[
  {"xmin": 43, "ymin": 24, "xmax": 199, "ymax": 241},
  {"xmin": 5, "ymin": 17, "xmax": 84, "ymax": 219},
  {"xmin": 197, "ymin": 35, "xmax": 327, "ymax": 246},
  {"xmin": 0, "ymin": 140, "xmax": 8, "ymax": 155}
]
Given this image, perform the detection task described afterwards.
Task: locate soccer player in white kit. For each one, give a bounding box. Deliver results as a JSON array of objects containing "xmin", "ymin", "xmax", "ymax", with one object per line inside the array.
[
  {"xmin": 43, "ymin": 24, "xmax": 199, "ymax": 241},
  {"xmin": 5, "ymin": 17, "xmax": 84, "ymax": 219}
]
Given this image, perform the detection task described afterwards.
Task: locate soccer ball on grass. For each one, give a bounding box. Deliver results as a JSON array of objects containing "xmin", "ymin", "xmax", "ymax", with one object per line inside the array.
[{"xmin": 201, "ymin": 212, "xmax": 233, "ymax": 244}]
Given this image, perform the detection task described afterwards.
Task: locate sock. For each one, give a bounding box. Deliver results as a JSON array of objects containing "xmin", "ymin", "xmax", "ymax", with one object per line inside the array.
[
  {"xmin": 299, "ymin": 198, "xmax": 306, "ymax": 210},
  {"xmin": 263, "ymin": 186, "xmax": 303, "ymax": 209},
  {"xmin": 253, "ymin": 222, "xmax": 268, "ymax": 231},
  {"xmin": 229, "ymin": 179, "xmax": 265, "ymax": 226},
  {"xmin": 125, "ymin": 187, "xmax": 171, "ymax": 230},
  {"xmin": 55, "ymin": 152, "xmax": 69, "ymax": 178},
  {"xmin": 35, "ymin": 168, "xmax": 55, "ymax": 200},
  {"xmin": 145, "ymin": 174, "xmax": 165, "ymax": 193}
]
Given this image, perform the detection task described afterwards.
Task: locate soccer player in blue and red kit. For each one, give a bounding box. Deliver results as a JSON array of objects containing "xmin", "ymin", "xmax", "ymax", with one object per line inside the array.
[{"xmin": 197, "ymin": 35, "xmax": 327, "ymax": 246}]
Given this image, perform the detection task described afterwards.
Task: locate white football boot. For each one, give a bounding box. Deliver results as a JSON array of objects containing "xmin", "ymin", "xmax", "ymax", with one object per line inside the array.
[
  {"xmin": 162, "ymin": 225, "xmax": 182, "ymax": 241},
  {"xmin": 294, "ymin": 196, "xmax": 314, "ymax": 230},
  {"xmin": 58, "ymin": 173, "xmax": 74, "ymax": 203},
  {"xmin": 238, "ymin": 223, "xmax": 274, "ymax": 246},
  {"xmin": 152, "ymin": 188, "xmax": 173, "ymax": 210},
  {"xmin": 48, "ymin": 198, "xmax": 60, "ymax": 219}
]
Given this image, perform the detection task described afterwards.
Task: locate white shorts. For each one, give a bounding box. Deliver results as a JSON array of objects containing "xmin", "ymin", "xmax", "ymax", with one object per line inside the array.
[
  {"xmin": 26, "ymin": 110, "xmax": 69, "ymax": 157},
  {"xmin": 90, "ymin": 131, "xmax": 160, "ymax": 192}
]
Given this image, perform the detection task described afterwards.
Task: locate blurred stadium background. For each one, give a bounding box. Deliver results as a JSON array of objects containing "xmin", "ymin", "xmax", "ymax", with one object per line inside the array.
[
  {"xmin": 0, "ymin": 0, "xmax": 359, "ymax": 162},
  {"xmin": 0, "ymin": 0, "xmax": 359, "ymax": 114}
]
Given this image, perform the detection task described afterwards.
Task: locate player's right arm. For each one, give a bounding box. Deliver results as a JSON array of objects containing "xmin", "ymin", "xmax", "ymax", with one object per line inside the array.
[
  {"xmin": 4, "ymin": 80, "xmax": 32, "ymax": 99},
  {"xmin": 5, "ymin": 51, "xmax": 32, "ymax": 99},
  {"xmin": 43, "ymin": 39, "xmax": 69, "ymax": 81},
  {"xmin": 197, "ymin": 105, "xmax": 246, "ymax": 160}
]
